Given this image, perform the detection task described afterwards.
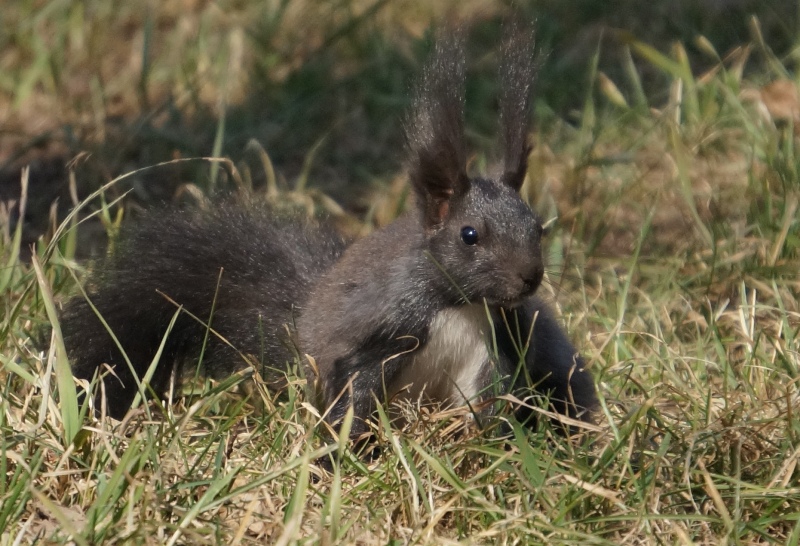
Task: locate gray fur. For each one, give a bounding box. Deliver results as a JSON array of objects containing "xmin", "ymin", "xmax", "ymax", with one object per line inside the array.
[{"xmin": 63, "ymin": 205, "xmax": 347, "ymax": 416}]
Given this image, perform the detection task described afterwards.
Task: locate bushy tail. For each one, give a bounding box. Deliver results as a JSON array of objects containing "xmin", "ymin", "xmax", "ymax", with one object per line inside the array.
[{"xmin": 62, "ymin": 203, "xmax": 346, "ymax": 418}]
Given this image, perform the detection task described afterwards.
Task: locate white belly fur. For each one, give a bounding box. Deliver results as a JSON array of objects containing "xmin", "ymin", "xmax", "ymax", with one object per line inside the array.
[{"xmin": 391, "ymin": 304, "xmax": 491, "ymax": 407}]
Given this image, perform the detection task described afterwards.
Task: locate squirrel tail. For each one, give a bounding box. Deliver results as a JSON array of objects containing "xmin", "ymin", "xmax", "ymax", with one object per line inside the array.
[{"xmin": 62, "ymin": 204, "xmax": 346, "ymax": 417}]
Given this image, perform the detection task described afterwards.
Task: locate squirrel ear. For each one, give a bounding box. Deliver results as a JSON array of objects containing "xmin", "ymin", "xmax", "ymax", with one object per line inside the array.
[
  {"xmin": 405, "ymin": 31, "xmax": 469, "ymax": 227},
  {"xmin": 498, "ymin": 22, "xmax": 536, "ymax": 193}
]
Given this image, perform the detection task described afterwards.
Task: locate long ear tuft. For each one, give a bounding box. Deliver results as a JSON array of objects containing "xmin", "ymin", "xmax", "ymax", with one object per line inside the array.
[
  {"xmin": 499, "ymin": 22, "xmax": 536, "ymax": 192},
  {"xmin": 405, "ymin": 30, "xmax": 468, "ymax": 227}
]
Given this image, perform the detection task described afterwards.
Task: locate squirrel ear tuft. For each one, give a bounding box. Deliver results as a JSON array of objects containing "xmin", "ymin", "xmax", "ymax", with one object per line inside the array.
[
  {"xmin": 498, "ymin": 22, "xmax": 536, "ymax": 193},
  {"xmin": 405, "ymin": 30, "xmax": 469, "ymax": 227}
]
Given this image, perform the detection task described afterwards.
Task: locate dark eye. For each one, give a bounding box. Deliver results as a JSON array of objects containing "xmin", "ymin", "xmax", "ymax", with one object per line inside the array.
[{"xmin": 460, "ymin": 226, "xmax": 478, "ymax": 245}]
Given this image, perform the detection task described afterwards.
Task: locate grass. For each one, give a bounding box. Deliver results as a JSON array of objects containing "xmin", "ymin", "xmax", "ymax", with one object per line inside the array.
[{"xmin": 1, "ymin": 1, "xmax": 800, "ymax": 544}]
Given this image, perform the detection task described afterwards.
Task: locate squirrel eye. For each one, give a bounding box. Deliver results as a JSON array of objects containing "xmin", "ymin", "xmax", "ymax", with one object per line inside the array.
[{"xmin": 460, "ymin": 226, "xmax": 478, "ymax": 245}]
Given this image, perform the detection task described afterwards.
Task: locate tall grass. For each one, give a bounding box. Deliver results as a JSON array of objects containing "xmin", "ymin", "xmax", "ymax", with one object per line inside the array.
[{"xmin": 1, "ymin": 1, "xmax": 799, "ymax": 544}]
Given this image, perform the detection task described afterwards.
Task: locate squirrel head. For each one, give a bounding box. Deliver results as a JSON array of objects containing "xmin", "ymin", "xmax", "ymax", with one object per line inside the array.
[{"xmin": 404, "ymin": 25, "xmax": 544, "ymax": 307}]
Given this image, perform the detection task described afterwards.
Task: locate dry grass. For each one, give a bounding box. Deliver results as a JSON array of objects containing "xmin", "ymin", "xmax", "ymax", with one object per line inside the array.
[{"xmin": 1, "ymin": 1, "xmax": 799, "ymax": 544}]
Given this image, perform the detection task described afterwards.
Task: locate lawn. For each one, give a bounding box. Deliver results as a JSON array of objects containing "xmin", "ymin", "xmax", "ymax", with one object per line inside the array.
[{"xmin": 1, "ymin": 1, "xmax": 798, "ymax": 544}]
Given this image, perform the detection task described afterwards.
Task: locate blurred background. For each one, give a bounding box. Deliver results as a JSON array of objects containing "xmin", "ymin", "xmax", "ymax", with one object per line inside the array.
[{"xmin": 0, "ymin": 0, "xmax": 797, "ymax": 258}]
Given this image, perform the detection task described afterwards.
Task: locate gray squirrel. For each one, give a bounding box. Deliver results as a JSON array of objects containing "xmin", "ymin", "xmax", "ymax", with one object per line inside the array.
[{"xmin": 62, "ymin": 28, "xmax": 597, "ymax": 439}]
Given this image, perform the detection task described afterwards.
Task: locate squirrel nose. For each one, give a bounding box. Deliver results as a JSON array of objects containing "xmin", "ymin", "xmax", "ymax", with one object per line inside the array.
[{"xmin": 520, "ymin": 263, "xmax": 544, "ymax": 294}]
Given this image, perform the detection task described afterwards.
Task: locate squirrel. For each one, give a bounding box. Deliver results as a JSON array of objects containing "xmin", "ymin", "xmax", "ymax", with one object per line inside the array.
[{"xmin": 62, "ymin": 27, "xmax": 597, "ymax": 440}]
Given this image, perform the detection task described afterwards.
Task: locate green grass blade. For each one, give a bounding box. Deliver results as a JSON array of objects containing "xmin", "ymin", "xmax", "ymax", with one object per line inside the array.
[{"xmin": 31, "ymin": 253, "xmax": 80, "ymax": 445}]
